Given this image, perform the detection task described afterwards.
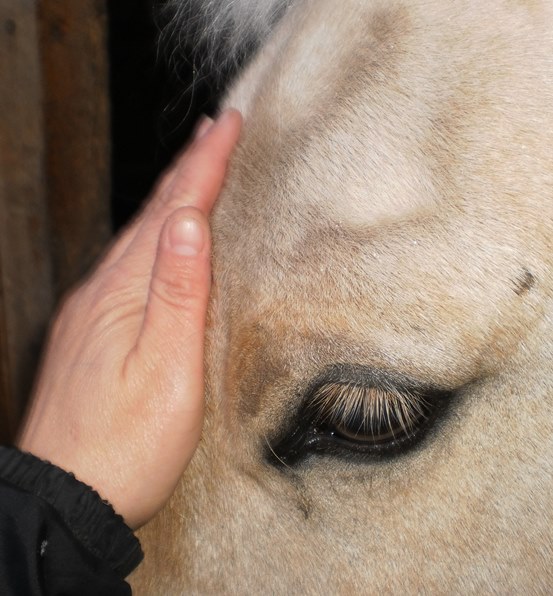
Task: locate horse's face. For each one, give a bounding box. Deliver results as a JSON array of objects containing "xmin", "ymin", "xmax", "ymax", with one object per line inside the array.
[{"xmin": 135, "ymin": 0, "xmax": 553, "ymax": 592}]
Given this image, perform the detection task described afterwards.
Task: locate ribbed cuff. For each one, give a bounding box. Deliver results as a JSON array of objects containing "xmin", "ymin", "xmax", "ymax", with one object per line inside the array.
[{"xmin": 0, "ymin": 446, "xmax": 143, "ymax": 578}]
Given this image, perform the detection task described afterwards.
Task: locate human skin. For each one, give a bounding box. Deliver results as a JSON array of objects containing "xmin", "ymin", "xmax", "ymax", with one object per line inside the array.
[{"xmin": 17, "ymin": 109, "xmax": 243, "ymax": 530}]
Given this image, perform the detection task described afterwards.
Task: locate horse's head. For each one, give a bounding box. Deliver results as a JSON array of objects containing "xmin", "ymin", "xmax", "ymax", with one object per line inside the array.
[{"xmin": 135, "ymin": 1, "xmax": 553, "ymax": 592}]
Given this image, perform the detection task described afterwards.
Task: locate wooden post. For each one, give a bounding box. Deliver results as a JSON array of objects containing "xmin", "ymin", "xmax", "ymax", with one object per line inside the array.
[
  {"xmin": 0, "ymin": 0, "xmax": 111, "ymax": 444},
  {"xmin": 39, "ymin": 0, "xmax": 111, "ymax": 296},
  {"xmin": 0, "ymin": 0, "xmax": 54, "ymax": 442}
]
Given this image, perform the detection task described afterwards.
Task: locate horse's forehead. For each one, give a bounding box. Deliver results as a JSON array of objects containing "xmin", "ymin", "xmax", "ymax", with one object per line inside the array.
[
  {"xmin": 210, "ymin": 0, "xmax": 553, "ymax": 416},
  {"xmin": 222, "ymin": 0, "xmax": 553, "ymax": 237},
  {"xmin": 224, "ymin": 1, "xmax": 442, "ymax": 228}
]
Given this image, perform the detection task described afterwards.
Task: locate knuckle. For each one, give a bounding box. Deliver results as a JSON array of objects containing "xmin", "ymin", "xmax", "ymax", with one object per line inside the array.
[
  {"xmin": 150, "ymin": 264, "xmax": 205, "ymax": 310},
  {"xmin": 163, "ymin": 195, "xmax": 198, "ymax": 218}
]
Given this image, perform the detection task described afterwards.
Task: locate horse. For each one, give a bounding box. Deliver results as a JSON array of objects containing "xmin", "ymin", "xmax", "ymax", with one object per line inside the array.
[{"xmin": 132, "ymin": 0, "xmax": 553, "ymax": 592}]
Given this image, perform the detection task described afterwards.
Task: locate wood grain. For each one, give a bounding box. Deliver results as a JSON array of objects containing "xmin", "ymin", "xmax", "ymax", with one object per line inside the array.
[{"xmin": 0, "ymin": 0, "xmax": 110, "ymax": 443}]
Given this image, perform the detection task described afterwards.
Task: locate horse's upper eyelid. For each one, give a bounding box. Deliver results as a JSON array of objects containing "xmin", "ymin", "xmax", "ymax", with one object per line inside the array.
[{"xmin": 302, "ymin": 363, "xmax": 447, "ymax": 401}]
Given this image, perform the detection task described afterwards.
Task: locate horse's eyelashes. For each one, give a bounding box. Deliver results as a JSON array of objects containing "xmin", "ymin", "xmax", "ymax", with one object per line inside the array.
[
  {"xmin": 309, "ymin": 382, "xmax": 432, "ymax": 442},
  {"xmin": 269, "ymin": 368, "xmax": 452, "ymax": 466}
]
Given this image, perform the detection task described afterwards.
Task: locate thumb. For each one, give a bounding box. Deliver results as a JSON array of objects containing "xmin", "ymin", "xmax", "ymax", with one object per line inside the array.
[{"xmin": 137, "ymin": 207, "xmax": 212, "ymax": 371}]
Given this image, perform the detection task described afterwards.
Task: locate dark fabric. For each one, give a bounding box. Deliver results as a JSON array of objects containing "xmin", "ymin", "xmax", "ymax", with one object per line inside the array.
[{"xmin": 0, "ymin": 447, "xmax": 144, "ymax": 595}]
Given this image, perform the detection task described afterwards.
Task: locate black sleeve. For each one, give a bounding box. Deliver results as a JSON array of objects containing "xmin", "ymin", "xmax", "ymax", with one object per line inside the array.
[{"xmin": 0, "ymin": 447, "xmax": 143, "ymax": 595}]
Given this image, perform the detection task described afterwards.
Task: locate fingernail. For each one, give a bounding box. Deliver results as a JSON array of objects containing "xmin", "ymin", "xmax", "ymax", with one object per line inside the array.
[
  {"xmin": 193, "ymin": 116, "xmax": 214, "ymax": 141},
  {"xmin": 168, "ymin": 216, "xmax": 205, "ymax": 256}
]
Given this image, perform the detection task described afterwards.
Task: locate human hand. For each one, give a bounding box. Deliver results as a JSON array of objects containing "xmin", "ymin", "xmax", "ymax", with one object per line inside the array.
[{"xmin": 16, "ymin": 109, "xmax": 242, "ymax": 529}]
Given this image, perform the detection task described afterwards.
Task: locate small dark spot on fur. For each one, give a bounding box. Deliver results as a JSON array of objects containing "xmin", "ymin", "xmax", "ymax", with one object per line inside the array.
[{"xmin": 514, "ymin": 268, "xmax": 535, "ymax": 296}]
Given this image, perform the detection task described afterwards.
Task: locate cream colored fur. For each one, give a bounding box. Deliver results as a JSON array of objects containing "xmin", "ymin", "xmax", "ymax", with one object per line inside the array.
[{"xmin": 133, "ymin": 0, "xmax": 553, "ymax": 593}]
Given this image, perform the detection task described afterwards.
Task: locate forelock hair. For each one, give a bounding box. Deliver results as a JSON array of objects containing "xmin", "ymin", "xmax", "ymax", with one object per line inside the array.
[{"xmin": 158, "ymin": 0, "xmax": 293, "ymax": 80}]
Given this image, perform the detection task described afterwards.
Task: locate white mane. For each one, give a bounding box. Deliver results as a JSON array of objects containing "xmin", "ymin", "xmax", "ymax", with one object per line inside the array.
[{"xmin": 160, "ymin": 0, "xmax": 293, "ymax": 75}]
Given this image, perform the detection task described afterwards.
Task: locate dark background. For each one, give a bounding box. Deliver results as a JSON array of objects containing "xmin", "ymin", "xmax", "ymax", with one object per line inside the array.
[{"xmin": 107, "ymin": 0, "xmax": 220, "ymax": 230}]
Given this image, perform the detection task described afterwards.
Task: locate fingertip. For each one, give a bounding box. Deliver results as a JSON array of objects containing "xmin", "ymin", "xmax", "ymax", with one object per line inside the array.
[
  {"xmin": 217, "ymin": 108, "xmax": 243, "ymax": 130},
  {"xmin": 215, "ymin": 108, "xmax": 243, "ymax": 142},
  {"xmin": 193, "ymin": 116, "xmax": 215, "ymax": 141},
  {"xmin": 151, "ymin": 109, "xmax": 243, "ymax": 219},
  {"xmin": 197, "ymin": 108, "xmax": 243, "ymax": 149}
]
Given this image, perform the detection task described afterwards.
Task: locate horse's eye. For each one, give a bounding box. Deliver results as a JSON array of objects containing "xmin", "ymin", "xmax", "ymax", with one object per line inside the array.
[
  {"xmin": 309, "ymin": 383, "xmax": 434, "ymax": 451},
  {"xmin": 330, "ymin": 394, "xmax": 430, "ymax": 445},
  {"xmin": 269, "ymin": 368, "xmax": 451, "ymax": 467}
]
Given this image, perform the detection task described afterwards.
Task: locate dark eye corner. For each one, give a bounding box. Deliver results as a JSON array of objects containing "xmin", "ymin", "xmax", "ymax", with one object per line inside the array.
[{"xmin": 267, "ymin": 364, "xmax": 454, "ymax": 468}]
